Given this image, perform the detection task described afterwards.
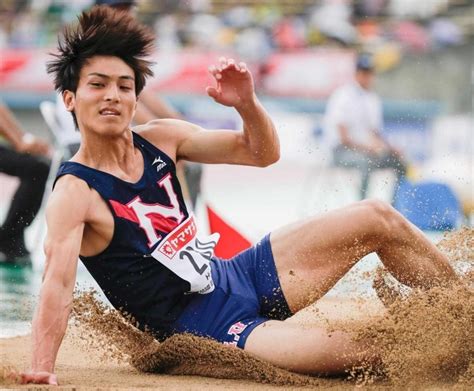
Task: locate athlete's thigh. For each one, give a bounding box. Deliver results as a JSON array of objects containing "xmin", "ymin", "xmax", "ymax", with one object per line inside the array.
[
  {"xmin": 244, "ymin": 320, "xmax": 367, "ymax": 375},
  {"xmin": 270, "ymin": 200, "xmax": 384, "ymax": 312}
]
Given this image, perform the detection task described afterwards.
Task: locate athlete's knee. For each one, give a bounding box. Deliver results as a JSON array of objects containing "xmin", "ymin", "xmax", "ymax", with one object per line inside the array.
[{"xmin": 360, "ymin": 199, "xmax": 407, "ymax": 239}]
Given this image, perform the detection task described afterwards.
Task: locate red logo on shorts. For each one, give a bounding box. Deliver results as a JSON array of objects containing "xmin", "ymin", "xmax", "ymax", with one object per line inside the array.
[{"xmin": 224, "ymin": 321, "xmax": 248, "ymax": 347}]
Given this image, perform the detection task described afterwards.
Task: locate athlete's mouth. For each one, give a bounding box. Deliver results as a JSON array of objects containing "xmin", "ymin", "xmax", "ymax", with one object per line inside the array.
[{"xmin": 99, "ymin": 108, "xmax": 121, "ymax": 116}]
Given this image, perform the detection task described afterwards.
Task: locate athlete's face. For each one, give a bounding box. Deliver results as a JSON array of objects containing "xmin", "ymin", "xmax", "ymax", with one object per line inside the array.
[{"xmin": 64, "ymin": 55, "xmax": 137, "ymax": 136}]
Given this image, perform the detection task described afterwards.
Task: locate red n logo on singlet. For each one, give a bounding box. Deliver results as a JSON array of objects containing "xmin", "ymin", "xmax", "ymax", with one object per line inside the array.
[{"xmin": 109, "ymin": 173, "xmax": 184, "ymax": 247}]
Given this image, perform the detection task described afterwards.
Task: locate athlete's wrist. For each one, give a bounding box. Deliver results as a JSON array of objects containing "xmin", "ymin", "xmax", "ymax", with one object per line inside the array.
[{"xmin": 234, "ymin": 94, "xmax": 259, "ymax": 113}]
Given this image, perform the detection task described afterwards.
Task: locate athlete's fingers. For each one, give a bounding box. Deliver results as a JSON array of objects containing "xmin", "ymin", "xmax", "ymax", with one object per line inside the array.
[
  {"xmin": 206, "ymin": 86, "xmax": 219, "ymax": 100},
  {"xmin": 211, "ymin": 58, "xmax": 243, "ymax": 77},
  {"xmin": 218, "ymin": 56, "xmax": 227, "ymax": 67},
  {"xmin": 208, "ymin": 65, "xmax": 223, "ymax": 81},
  {"xmin": 208, "ymin": 65, "xmax": 217, "ymax": 75},
  {"xmin": 238, "ymin": 61, "xmax": 247, "ymax": 73},
  {"xmin": 216, "ymin": 57, "xmax": 227, "ymax": 72},
  {"xmin": 224, "ymin": 58, "xmax": 237, "ymax": 71}
]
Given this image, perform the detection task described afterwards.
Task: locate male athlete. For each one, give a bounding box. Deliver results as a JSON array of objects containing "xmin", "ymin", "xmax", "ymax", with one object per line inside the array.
[{"xmin": 22, "ymin": 6, "xmax": 457, "ymax": 385}]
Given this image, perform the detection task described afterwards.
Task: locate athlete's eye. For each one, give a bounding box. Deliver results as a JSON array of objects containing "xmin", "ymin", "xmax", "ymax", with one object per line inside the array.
[
  {"xmin": 90, "ymin": 82, "xmax": 104, "ymax": 87},
  {"xmin": 120, "ymin": 86, "xmax": 132, "ymax": 91}
]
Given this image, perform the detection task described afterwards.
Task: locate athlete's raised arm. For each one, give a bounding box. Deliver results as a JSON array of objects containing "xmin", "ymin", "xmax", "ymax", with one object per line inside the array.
[
  {"xmin": 140, "ymin": 58, "xmax": 280, "ymax": 167},
  {"xmin": 21, "ymin": 176, "xmax": 90, "ymax": 385}
]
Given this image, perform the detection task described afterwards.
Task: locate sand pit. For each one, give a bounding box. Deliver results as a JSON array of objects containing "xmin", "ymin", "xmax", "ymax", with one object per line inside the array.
[
  {"xmin": 1, "ymin": 228, "xmax": 472, "ymax": 390},
  {"xmin": 0, "ymin": 299, "xmax": 381, "ymax": 390}
]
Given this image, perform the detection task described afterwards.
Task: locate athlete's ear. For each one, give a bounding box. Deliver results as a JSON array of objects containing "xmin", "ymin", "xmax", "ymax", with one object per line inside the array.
[{"xmin": 63, "ymin": 90, "xmax": 75, "ymax": 112}]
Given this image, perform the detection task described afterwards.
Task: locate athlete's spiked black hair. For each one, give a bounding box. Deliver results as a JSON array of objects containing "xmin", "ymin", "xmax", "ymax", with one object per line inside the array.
[{"xmin": 47, "ymin": 5, "xmax": 154, "ymax": 96}]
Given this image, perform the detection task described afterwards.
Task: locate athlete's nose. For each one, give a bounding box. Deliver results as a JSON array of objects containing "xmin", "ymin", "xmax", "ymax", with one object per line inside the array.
[{"xmin": 104, "ymin": 83, "xmax": 120, "ymax": 102}]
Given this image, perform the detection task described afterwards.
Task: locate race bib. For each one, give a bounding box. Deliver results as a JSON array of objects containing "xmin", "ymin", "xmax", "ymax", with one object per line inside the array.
[{"xmin": 151, "ymin": 214, "xmax": 219, "ymax": 294}]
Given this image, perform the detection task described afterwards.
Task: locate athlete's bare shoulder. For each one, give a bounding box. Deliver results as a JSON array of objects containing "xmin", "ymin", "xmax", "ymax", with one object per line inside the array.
[
  {"xmin": 53, "ymin": 173, "xmax": 90, "ymax": 194},
  {"xmin": 134, "ymin": 118, "xmax": 201, "ymax": 140},
  {"xmin": 46, "ymin": 174, "xmax": 93, "ymax": 227},
  {"xmin": 133, "ymin": 119, "xmax": 201, "ymax": 162}
]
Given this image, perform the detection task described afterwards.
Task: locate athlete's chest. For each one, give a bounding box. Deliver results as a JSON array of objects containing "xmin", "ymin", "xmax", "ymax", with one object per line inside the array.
[{"xmin": 81, "ymin": 166, "xmax": 186, "ymax": 256}]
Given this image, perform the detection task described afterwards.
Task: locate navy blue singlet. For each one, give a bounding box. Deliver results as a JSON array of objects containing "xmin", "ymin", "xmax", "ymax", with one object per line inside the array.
[{"xmin": 55, "ymin": 131, "xmax": 194, "ymax": 338}]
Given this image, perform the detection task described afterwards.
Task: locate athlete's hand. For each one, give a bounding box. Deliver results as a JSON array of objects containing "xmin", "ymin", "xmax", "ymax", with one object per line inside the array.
[
  {"xmin": 20, "ymin": 371, "xmax": 58, "ymax": 385},
  {"xmin": 206, "ymin": 57, "xmax": 255, "ymax": 110}
]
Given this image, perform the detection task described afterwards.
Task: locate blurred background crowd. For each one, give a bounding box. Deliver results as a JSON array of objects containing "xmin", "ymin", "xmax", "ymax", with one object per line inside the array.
[
  {"xmin": 1, "ymin": 1, "xmax": 472, "ymax": 55},
  {"xmin": 1, "ymin": 0, "xmax": 472, "ymax": 107},
  {"xmin": 0, "ymin": 1, "xmax": 471, "ymax": 111}
]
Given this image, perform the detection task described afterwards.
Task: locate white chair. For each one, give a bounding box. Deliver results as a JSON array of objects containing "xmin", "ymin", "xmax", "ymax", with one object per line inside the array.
[
  {"xmin": 34, "ymin": 101, "xmax": 78, "ymax": 246},
  {"xmin": 39, "ymin": 101, "xmax": 69, "ymax": 194},
  {"xmin": 40, "ymin": 98, "xmax": 82, "ymax": 154}
]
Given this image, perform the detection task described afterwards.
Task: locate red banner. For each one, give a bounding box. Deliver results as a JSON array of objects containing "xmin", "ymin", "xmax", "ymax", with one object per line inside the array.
[
  {"xmin": 0, "ymin": 48, "xmax": 355, "ymax": 98},
  {"xmin": 262, "ymin": 49, "xmax": 355, "ymax": 98}
]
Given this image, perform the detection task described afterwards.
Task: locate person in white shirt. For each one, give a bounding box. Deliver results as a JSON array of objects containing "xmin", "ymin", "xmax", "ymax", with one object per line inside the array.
[{"xmin": 324, "ymin": 53, "xmax": 406, "ymax": 202}]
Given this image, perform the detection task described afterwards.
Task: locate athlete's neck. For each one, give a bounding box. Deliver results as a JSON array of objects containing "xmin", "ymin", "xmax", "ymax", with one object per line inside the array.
[{"xmin": 72, "ymin": 128, "xmax": 144, "ymax": 182}]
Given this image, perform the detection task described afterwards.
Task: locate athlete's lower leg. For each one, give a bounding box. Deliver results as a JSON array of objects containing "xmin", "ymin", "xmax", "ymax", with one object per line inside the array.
[{"xmin": 369, "ymin": 200, "xmax": 457, "ymax": 288}]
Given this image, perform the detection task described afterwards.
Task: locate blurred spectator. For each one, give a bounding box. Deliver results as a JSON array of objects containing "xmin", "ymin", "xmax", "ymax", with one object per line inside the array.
[
  {"xmin": 354, "ymin": 0, "xmax": 387, "ymax": 18},
  {"xmin": 153, "ymin": 14, "xmax": 181, "ymax": 50},
  {"xmin": 390, "ymin": 20, "xmax": 431, "ymax": 52},
  {"xmin": 0, "ymin": 0, "xmax": 469, "ymax": 60},
  {"xmin": 184, "ymin": 12, "xmax": 223, "ymax": 48},
  {"xmin": 234, "ymin": 26, "xmax": 272, "ymax": 63},
  {"xmin": 324, "ymin": 53, "xmax": 407, "ymax": 202},
  {"xmin": 272, "ymin": 16, "xmax": 306, "ymax": 50},
  {"xmin": 0, "ymin": 101, "xmax": 51, "ymax": 263},
  {"xmin": 429, "ymin": 18, "xmax": 463, "ymax": 48},
  {"xmin": 182, "ymin": 0, "xmax": 210, "ymax": 13},
  {"xmin": 308, "ymin": 0, "xmax": 357, "ymax": 45},
  {"xmin": 95, "ymin": 0, "xmax": 134, "ymax": 12},
  {"xmin": 388, "ymin": 0, "xmax": 448, "ymax": 19},
  {"xmin": 221, "ymin": 6, "xmax": 253, "ymax": 29}
]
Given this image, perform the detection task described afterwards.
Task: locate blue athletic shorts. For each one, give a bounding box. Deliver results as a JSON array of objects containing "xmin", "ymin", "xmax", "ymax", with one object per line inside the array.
[{"xmin": 170, "ymin": 234, "xmax": 293, "ymax": 349}]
